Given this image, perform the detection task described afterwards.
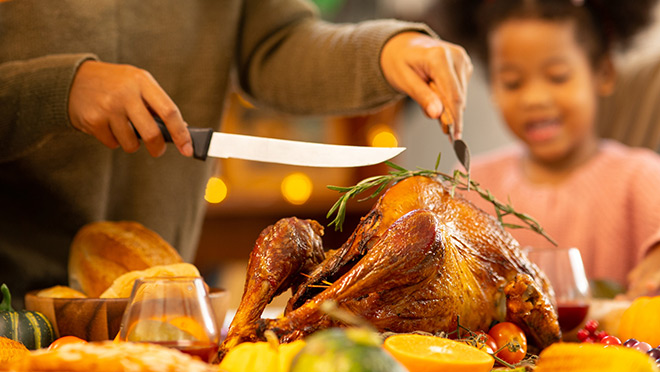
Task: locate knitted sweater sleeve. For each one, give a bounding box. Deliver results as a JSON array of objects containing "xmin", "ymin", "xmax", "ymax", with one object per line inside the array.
[
  {"xmin": 0, "ymin": 54, "xmax": 96, "ymax": 162},
  {"xmin": 238, "ymin": 0, "xmax": 436, "ymax": 116}
]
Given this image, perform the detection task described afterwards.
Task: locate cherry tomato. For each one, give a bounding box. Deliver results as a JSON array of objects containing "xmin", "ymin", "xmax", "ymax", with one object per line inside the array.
[
  {"xmin": 488, "ymin": 322, "xmax": 527, "ymax": 365},
  {"xmin": 473, "ymin": 331, "xmax": 498, "ymax": 354},
  {"xmin": 600, "ymin": 335, "xmax": 622, "ymax": 346},
  {"xmin": 48, "ymin": 336, "xmax": 87, "ymax": 350}
]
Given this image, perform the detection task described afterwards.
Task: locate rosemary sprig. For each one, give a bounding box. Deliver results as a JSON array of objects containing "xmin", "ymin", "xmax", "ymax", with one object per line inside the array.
[{"xmin": 325, "ymin": 157, "xmax": 557, "ymax": 246}]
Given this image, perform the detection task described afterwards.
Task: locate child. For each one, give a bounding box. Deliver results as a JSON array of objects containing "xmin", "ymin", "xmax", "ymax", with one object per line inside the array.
[{"xmin": 430, "ymin": 0, "xmax": 660, "ymax": 298}]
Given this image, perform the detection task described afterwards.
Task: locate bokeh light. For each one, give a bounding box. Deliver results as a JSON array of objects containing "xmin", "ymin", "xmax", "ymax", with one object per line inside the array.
[
  {"xmin": 369, "ymin": 125, "xmax": 398, "ymax": 148},
  {"xmin": 205, "ymin": 176, "xmax": 228, "ymax": 203},
  {"xmin": 281, "ymin": 172, "xmax": 313, "ymax": 205}
]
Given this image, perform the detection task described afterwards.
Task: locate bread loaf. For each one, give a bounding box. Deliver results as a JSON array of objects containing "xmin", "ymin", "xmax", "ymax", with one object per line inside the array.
[
  {"xmin": 68, "ymin": 221, "xmax": 183, "ymax": 297},
  {"xmin": 100, "ymin": 263, "xmax": 201, "ymax": 299},
  {"xmin": 37, "ymin": 285, "xmax": 87, "ymax": 298}
]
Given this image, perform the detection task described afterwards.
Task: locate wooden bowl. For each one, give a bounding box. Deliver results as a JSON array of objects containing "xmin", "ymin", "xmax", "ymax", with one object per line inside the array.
[{"xmin": 25, "ymin": 288, "xmax": 229, "ymax": 342}]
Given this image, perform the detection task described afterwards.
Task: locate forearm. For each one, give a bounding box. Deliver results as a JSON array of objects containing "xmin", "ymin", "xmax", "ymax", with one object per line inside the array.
[
  {"xmin": 0, "ymin": 53, "xmax": 95, "ymax": 162},
  {"xmin": 239, "ymin": 0, "xmax": 432, "ymax": 115}
]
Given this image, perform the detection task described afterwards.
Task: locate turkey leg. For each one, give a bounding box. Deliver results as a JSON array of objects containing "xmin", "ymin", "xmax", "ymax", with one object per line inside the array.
[{"xmin": 221, "ymin": 217, "xmax": 324, "ymax": 353}]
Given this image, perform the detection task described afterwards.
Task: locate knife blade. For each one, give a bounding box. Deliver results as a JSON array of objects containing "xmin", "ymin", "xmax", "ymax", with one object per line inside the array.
[
  {"xmin": 137, "ymin": 117, "xmax": 405, "ymax": 167},
  {"xmin": 430, "ymin": 82, "xmax": 472, "ymax": 182}
]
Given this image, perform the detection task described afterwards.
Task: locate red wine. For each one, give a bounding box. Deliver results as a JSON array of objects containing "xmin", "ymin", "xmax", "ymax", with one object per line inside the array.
[
  {"xmin": 150, "ymin": 340, "xmax": 219, "ymax": 363},
  {"xmin": 557, "ymin": 302, "xmax": 590, "ymax": 332}
]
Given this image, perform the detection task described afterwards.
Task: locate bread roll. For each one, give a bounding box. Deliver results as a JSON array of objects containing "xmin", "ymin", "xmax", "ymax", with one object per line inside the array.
[
  {"xmin": 37, "ymin": 285, "xmax": 87, "ymax": 298},
  {"xmin": 69, "ymin": 221, "xmax": 183, "ymax": 297},
  {"xmin": 100, "ymin": 263, "xmax": 201, "ymax": 299},
  {"xmin": 1, "ymin": 341, "xmax": 217, "ymax": 372}
]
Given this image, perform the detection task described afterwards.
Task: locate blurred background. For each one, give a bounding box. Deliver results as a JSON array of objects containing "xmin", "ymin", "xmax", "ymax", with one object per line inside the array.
[{"xmin": 193, "ymin": 0, "xmax": 660, "ymax": 313}]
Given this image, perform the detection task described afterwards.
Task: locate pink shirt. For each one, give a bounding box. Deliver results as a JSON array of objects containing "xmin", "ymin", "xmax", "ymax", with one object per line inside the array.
[{"xmin": 460, "ymin": 140, "xmax": 660, "ymax": 286}]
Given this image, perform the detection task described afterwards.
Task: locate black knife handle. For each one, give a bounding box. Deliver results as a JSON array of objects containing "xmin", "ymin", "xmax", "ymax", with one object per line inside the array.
[{"xmin": 132, "ymin": 116, "xmax": 213, "ymax": 160}]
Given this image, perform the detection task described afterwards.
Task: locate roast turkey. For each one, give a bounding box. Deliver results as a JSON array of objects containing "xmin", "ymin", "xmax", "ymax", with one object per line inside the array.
[{"xmin": 220, "ymin": 175, "xmax": 561, "ymax": 356}]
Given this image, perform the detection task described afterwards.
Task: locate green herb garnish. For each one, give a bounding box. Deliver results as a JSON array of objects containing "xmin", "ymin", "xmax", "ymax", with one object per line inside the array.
[{"xmin": 325, "ymin": 154, "xmax": 556, "ymax": 246}]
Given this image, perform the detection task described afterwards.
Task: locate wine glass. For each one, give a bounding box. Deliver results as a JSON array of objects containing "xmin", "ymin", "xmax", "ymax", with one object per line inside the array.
[
  {"xmin": 118, "ymin": 276, "xmax": 220, "ymax": 363},
  {"xmin": 525, "ymin": 247, "xmax": 591, "ymax": 334}
]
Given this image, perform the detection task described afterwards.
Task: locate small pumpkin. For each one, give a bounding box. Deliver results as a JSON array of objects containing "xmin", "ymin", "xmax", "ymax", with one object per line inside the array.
[
  {"xmin": 0, "ymin": 283, "xmax": 55, "ymax": 350},
  {"xmin": 618, "ymin": 295, "xmax": 660, "ymax": 347},
  {"xmin": 219, "ymin": 331, "xmax": 305, "ymax": 372}
]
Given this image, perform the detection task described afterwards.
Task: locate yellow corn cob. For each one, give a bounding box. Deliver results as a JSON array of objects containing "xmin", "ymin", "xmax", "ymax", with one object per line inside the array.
[
  {"xmin": 0, "ymin": 336, "xmax": 29, "ymax": 364},
  {"xmin": 535, "ymin": 342, "xmax": 659, "ymax": 372}
]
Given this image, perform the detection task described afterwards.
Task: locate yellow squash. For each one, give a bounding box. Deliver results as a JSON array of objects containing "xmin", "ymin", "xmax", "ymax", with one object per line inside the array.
[
  {"xmin": 219, "ymin": 335, "xmax": 305, "ymax": 372},
  {"xmin": 535, "ymin": 342, "xmax": 659, "ymax": 372},
  {"xmin": 619, "ymin": 296, "xmax": 660, "ymax": 346}
]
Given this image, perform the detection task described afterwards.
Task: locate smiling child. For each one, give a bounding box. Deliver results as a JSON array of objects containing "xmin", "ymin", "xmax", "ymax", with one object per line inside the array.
[{"xmin": 431, "ymin": 0, "xmax": 660, "ymax": 298}]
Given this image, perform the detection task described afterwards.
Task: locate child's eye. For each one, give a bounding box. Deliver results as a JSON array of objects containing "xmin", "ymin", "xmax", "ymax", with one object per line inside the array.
[
  {"xmin": 546, "ymin": 65, "xmax": 571, "ymax": 84},
  {"xmin": 548, "ymin": 73, "xmax": 569, "ymax": 84},
  {"xmin": 501, "ymin": 79, "xmax": 521, "ymax": 90},
  {"xmin": 494, "ymin": 68, "xmax": 522, "ymax": 90}
]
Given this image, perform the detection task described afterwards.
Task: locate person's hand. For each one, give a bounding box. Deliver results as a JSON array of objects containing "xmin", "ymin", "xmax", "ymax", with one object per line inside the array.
[
  {"xmin": 68, "ymin": 60, "xmax": 193, "ymax": 157},
  {"xmin": 380, "ymin": 32, "xmax": 472, "ymax": 139},
  {"xmin": 626, "ymin": 243, "xmax": 660, "ymax": 298}
]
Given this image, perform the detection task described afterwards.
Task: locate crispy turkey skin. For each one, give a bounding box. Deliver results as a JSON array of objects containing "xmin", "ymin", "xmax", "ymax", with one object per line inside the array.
[{"xmin": 220, "ymin": 176, "xmax": 561, "ymax": 356}]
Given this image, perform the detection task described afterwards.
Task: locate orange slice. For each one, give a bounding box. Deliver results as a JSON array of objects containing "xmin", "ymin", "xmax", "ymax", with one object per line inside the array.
[
  {"xmin": 383, "ymin": 334, "xmax": 494, "ymax": 372},
  {"xmin": 169, "ymin": 316, "xmax": 209, "ymax": 341},
  {"xmin": 126, "ymin": 319, "xmax": 198, "ymax": 342}
]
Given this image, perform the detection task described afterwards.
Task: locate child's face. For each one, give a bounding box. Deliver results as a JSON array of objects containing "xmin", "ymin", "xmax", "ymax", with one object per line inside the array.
[{"xmin": 488, "ymin": 18, "xmax": 609, "ymax": 164}]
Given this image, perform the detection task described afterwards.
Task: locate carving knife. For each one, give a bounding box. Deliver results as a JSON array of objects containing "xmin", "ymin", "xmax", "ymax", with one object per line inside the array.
[{"xmin": 136, "ymin": 117, "xmax": 405, "ymax": 167}]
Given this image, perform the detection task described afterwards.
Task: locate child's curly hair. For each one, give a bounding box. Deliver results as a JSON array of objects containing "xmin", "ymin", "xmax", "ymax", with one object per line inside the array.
[{"xmin": 425, "ymin": 0, "xmax": 658, "ymax": 67}]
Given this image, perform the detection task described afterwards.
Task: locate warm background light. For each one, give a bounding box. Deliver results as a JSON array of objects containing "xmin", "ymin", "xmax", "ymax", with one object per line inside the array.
[
  {"xmin": 205, "ymin": 177, "xmax": 228, "ymax": 203},
  {"xmin": 281, "ymin": 172, "xmax": 313, "ymax": 205},
  {"xmin": 369, "ymin": 124, "xmax": 398, "ymax": 148}
]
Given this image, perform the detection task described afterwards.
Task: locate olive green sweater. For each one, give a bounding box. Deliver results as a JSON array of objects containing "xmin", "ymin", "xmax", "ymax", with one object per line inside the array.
[{"xmin": 0, "ymin": 0, "xmax": 431, "ymax": 302}]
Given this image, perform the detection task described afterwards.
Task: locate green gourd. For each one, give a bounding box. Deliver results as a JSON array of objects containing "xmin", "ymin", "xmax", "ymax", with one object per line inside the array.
[
  {"xmin": 289, "ymin": 327, "xmax": 406, "ymax": 372},
  {"xmin": 0, "ymin": 283, "xmax": 55, "ymax": 350}
]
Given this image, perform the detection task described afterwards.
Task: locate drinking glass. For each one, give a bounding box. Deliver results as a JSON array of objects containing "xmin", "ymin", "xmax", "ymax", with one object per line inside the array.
[
  {"xmin": 525, "ymin": 247, "xmax": 591, "ymax": 333},
  {"xmin": 118, "ymin": 276, "xmax": 220, "ymax": 363}
]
